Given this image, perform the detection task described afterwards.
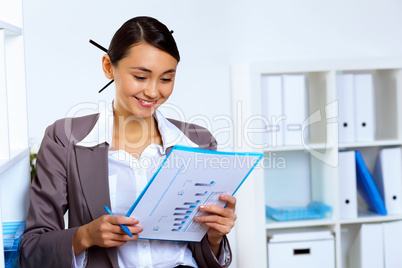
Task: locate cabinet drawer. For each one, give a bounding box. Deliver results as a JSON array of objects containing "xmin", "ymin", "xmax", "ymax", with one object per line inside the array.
[{"xmin": 268, "ymin": 236, "xmax": 335, "ymax": 268}]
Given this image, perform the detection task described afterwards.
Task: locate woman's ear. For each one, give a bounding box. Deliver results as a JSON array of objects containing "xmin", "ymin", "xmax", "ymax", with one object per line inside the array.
[{"xmin": 102, "ymin": 54, "xmax": 114, "ymax": 79}]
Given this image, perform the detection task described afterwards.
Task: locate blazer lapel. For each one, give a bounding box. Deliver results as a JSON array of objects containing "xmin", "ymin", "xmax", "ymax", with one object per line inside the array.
[
  {"xmin": 74, "ymin": 143, "xmax": 110, "ymax": 219},
  {"xmin": 165, "ymin": 146, "xmax": 173, "ymax": 155},
  {"xmin": 74, "ymin": 143, "xmax": 119, "ymax": 267}
]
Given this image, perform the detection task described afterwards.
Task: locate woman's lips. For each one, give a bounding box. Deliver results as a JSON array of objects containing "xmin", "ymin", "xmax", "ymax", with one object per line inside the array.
[{"xmin": 134, "ymin": 96, "xmax": 158, "ymax": 108}]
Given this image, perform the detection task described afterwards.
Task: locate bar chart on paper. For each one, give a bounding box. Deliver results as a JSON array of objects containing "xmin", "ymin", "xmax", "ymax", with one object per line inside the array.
[{"xmin": 125, "ymin": 145, "xmax": 263, "ymax": 242}]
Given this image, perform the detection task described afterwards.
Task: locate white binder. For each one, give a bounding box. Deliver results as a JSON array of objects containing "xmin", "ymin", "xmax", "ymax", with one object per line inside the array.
[
  {"xmin": 383, "ymin": 221, "xmax": 402, "ymax": 267},
  {"xmin": 261, "ymin": 75, "xmax": 283, "ymax": 147},
  {"xmin": 354, "ymin": 73, "xmax": 375, "ymax": 142},
  {"xmin": 338, "ymin": 151, "xmax": 357, "ymax": 218},
  {"xmin": 282, "ymin": 74, "xmax": 307, "ymax": 145},
  {"xmin": 349, "ymin": 223, "xmax": 384, "ymax": 268},
  {"xmin": 373, "ymin": 147, "xmax": 402, "ymax": 215},
  {"xmin": 337, "ymin": 74, "xmax": 355, "ymax": 143}
]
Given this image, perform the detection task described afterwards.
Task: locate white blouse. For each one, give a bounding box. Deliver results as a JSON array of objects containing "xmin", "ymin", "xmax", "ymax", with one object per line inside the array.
[
  {"xmin": 107, "ymin": 147, "xmax": 198, "ymax": 268},
  {"xmin": 72, "ymin": 101, "xmax": 225, "ymax": 267}
]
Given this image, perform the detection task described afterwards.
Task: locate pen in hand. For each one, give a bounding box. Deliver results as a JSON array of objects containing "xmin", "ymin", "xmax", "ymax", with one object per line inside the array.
[{"xmin": 104, "ymin": 206, "xmax": 133, "ymax": 238}]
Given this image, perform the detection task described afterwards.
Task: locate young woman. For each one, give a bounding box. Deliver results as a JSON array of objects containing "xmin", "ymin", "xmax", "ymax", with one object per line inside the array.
[{"xmin": 19, "ymin": 16, "xmax": 236, "ymax": 268}]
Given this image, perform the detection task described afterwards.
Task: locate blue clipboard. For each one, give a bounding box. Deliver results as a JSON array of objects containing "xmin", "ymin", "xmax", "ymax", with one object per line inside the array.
[{"xmin": 120, "ymin": 145, "xmax": 263, "ymax": 242}]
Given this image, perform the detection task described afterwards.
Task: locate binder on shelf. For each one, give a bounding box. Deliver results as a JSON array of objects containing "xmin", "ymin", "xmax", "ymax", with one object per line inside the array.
[
  {"xmin": 383, "ymin": 221, "xmax": 402, "ymax": 267},
  {"xmin": 338, "ymin": 151, "xmax": 358, "ymax": 218},
  {"xmin": 337, "ymin": 74, "xmax": 355, "ymax": 143},
  {"xmin": 2, "ymin": 221, "xmax": 25, "ymax": 268},
  {"xmin": 355, "ymin": 151, "xmax": 387, "ymax": 215},
  {"xmin": 282, "ymin": 74, "xmax": 307, "ymax": 145},
  {"xmin": 0, "ymin": 194, "xmax": 3, "ymax": 267},
  {"xmin": 354, "ymin": 73, "xmax": 375, "ymax": 142},
  {"xmin": 261, "ymin": 75, "xmax": 284, "ymax": 147},
  {"xmin": 349, "ymin": 223, "xmax": 384, "ymax": 268},
  {"xmin": 373, "ymin": 147, "xmax": 402, "ymax": 215}
]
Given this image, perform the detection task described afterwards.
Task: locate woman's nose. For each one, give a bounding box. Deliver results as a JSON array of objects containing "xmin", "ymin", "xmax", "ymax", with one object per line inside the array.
[{"xmin": 144, "ymin": 81, "xmax": 158, "ymax": 99}]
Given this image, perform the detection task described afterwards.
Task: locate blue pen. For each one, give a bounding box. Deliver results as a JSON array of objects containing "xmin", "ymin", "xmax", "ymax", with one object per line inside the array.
[{"xmin": 104, "ymin": 206, "xmax": 133, "ymax": 237}]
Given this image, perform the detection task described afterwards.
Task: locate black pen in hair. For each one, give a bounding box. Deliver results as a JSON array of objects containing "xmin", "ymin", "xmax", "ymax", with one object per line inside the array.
[
  {"xmin": 89, "ymin": 39, "xmax": 108, "ymax": 53},
  {"xmin": 98, "ymin": 80, "xmax": 114, "ymax": 93},
  {"xmin": 89, "ymin": 39, "xmax": 114, "ymax": 93}
]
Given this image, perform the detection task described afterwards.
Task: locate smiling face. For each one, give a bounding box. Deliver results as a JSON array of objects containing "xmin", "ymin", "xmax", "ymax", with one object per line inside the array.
[{"xmin": 106, "ymin": 42, "xmax": 178, "ymax": 119}]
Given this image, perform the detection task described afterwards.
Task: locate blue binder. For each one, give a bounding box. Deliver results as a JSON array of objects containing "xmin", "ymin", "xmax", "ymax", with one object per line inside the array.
[
  {"xmin": 355, "ymin": 151, "xmax": 387, "ymax": 215},
  {"xmin": 3, "ymin": 221, "xmax": 25, "ymax": 268}
]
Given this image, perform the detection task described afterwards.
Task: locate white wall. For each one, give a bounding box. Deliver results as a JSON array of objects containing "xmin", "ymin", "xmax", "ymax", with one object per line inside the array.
[
  {"xmin": 23, "ymin": 0, "xmax": 402, "ymax": 147},
  {"xmin": 22, "ymin": 1, "xmax": 402, "ymax": 267}
]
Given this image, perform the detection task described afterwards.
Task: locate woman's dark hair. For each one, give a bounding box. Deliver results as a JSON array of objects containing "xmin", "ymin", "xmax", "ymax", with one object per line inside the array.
[{"xmin": 108, "ymin": 16, "xmax": 180, "ymax": 65}]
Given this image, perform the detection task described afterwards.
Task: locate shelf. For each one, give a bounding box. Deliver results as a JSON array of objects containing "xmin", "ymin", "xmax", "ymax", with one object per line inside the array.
[
  {"xmin": 266, "ymin": 218, "xmax": 336, "ymax": 229},
  {"xmin": 0, "ymin": 148, "xmax": 29, "ymax": 174},
  {"xmin": 0, "ymin": 20, "xmax": 22, "ymax": 35},
  {"xmin": 340, "ymin": 210, "xmax": 402, "ymax": 225},
  {"xmin": 249, "ymin": 57, "xmax": 402, "ymax": 75},
  {"xmin": 232, "ymin": 59, "xmax": 402, "ymax": 268},
  {"xmin": 263, "ymin": 142, "xmax": 334, "ymax": 152},
  {"xmin": 1, "ymin": 2, "xmax": 30, "ymax": 267},
  {"xmin": 339, "ymin": 139, "xmax": 402, "ymax": 149}
]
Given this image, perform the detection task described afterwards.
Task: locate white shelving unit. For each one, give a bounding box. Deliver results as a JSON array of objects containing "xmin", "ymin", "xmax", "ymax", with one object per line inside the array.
[
  {"xmin": 0, "ymin": 1, "xmax": 30, "ymax": 267},
  {"xmin": 231, "ymin": 58, "xmax": 402, "ymax": 268}
]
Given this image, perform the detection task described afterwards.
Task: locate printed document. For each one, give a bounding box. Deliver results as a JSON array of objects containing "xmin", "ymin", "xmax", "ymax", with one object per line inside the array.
[{"xmin": 125, "ymin": 145, "xmax": 263, "ymax": 242}]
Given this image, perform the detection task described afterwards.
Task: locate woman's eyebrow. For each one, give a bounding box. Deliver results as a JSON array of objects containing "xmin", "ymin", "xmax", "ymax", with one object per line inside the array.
[
  {"xmin": 130, "ymin": 67, "xmax": 176, "ymax": 74},
  {"xmin": 163, "ymin": 69, "xmax": 176, "ymax": 74},
  {"xmin": 130, "ymin": 67, "xmax": 152, "ymax": 72}
]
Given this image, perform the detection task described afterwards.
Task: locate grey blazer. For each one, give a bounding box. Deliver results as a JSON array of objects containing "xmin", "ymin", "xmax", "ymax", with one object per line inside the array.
[{"xmin": 19, "ymin": 113, "xmax": 231, "ymax": 268}]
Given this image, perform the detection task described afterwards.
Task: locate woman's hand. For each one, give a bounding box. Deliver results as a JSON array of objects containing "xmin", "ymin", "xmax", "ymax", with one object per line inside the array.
[
  {"xmin": 73, "ymin": 215, "xmax": 143, "ymax": 255},
  {"xmin": 194, "ymin": 194, "xmax": 237, "ymax": 257}
]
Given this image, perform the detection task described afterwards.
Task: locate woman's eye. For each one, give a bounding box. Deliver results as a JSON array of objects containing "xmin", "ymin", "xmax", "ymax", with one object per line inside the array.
[
  {"xmin": 134, "ymin": 76, "xmax": 146, "ymax": 81},
  {"xmin": 161, "ymin": 78, "xmax": 172, "ymax": 82}
]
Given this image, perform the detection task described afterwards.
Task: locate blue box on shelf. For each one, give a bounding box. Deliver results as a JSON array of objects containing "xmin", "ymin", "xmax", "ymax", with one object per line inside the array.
[
  {"xmin": 266, "ymin": 201, "xmax": 332, "ymax": 222},
  {"xmin": 3, "ymin": 221, "xmax": 25, "ymax": 268}
]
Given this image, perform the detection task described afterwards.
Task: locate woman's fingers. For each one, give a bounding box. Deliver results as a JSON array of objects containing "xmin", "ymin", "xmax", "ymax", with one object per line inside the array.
[
  {"xmin": 196, "ymin": 214, "xmax": 235, "ymax": 226},
  {"xmin": 195, "ymin": 213, "xmax": 235, "ymax": 236},
  {"xmin": 194, "ymin": 194, "xmax": 237, "ymax": 241},
  {"xmin": 104, "ymin": 224, "xmax": 143, "ymax": 237},
  {"xmin": 100, "ymin": 215, "xmax": 143, "ymax": 234},
  {"xmin": 197, "ymin": 194, "xmax": 236, "ymax": 215},
  {"xmin": 108, "ymin": 215, "xmax": 139, "ymax": 226},
  {"xmin": 197, "ymin": 216, "xmax": 235, "ymax": 236},
  {"xmin": 126, "ymin": 225, "xmax": 143, "ymax": 235},
  {"xmin": 195, "ymin": 194, "xmax": 237, "ymax": 222},
  {"xmin": 203, "ymin": 222, "xmax": 233, "ymax": 235},
  {"xmin": 198, "ymin": 205, "xmax": 237, "ymax": 219},
  {"xmin": 85, "ymin": 215, "xmax": 143, "ymax": 248},
  {"xmin": 100, "ymin": 231, "xmax": 140, "ymax": 243},
  {"xmin": 220, "ymin": 194, "xmax": 236, "ymax": 211}
]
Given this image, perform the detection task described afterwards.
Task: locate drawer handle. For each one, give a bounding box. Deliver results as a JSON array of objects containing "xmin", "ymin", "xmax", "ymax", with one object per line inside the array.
[{"xmin": 293, "ymin": 248, "xmax": 310, "ymax": 255}]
